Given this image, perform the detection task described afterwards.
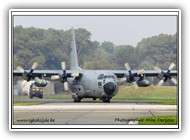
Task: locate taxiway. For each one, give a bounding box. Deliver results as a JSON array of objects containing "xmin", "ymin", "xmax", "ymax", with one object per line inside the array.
[{"xmin": 13, "ymin": 102, "xmax": 177, "ymax": 125}]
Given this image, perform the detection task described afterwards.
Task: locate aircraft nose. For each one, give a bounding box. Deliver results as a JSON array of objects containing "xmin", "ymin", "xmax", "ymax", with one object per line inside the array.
[{"xmin": 104, "ymin": 82, "xmax": 116, "ymax": 96}]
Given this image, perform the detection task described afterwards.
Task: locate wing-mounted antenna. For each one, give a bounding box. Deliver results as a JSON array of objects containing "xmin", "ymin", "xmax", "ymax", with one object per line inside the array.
[{"xmin": 70, "ymin": 27, "xmax": 82, "ymax": 70}]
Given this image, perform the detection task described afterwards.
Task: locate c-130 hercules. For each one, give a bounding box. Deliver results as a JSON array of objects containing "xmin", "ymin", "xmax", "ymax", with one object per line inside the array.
[{"xmin": 13, "ymin": 28, "xmax": 177, "ymax": 103}]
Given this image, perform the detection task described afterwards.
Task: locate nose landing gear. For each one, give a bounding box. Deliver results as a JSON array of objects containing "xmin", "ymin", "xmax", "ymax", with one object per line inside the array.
[
  {"xmin": 102, "ymin": 97, "xmax": 111, "ymax": 103},
  {"xmin": 73, "ymin": 94, "xmax": 82, "ymax": 102}
]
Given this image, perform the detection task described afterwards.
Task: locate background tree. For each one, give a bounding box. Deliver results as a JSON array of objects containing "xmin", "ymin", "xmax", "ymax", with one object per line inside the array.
[
  {"xmin": 101, "ymin": 41, "xmax": 115, "ymax": 53},
  {"xmin": 135, "ymin": 33, "xmax": 177, "ymax": 70},
  {"xmin": 113, "ymin": 45, "xmax": 135, "ymax": 69}
]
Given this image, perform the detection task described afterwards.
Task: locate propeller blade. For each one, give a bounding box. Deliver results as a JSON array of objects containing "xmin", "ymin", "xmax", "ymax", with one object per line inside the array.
[
  {"xmin": 137, "ymin": 69, "xmax": 145, "ymax": 75},
  {"xmin": 16, "ymin": 66, "xmax": 24, "ymax": 73},
  {"xmin": 124, "ymin": 62, "xmax": 130, "ymax": 70},
  {"xmin": 61, "ymin": 62, "xmax": 66, "ymax": 70},
  {"xmin": 21, "ymin": 80, "xmax": 27, "ymax": 88},
  {"xmin": 170, "ymin": 77, "xmax": 177, "ymax": 85},
  {"xmin": 132, "ymin": 81, "xmax": 138, "ymax": 89},
  {"xmin": 64, "ymin": 82, "xmax": 69, "ymax": 91},
  {"xmin": 119, "ymin": 77, "xmax": 127, "ymax": 83},
  {"xmin": 158, "ymin": 79, "xmax": 164, "ymax": 86},
  {"xmin": 154, "ymin": 66, "xmax": 162, "ymax": 73},
  {"xmin": 169, "ymin": 63, "xmax": 176, "ymax": 71},
  {"xmin": 51, "ymin": 75, "xmax": 60, "ymax": 80},
  {"xmin": 31, "ymin": 62, "xmax": 38, "ymax": 70}
]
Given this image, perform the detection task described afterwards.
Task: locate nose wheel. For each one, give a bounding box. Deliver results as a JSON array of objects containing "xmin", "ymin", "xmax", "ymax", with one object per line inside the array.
[
  {"xmin": 74, "ymin": 94, "xmax": 81, "ymax": 102},
  {"xmin": 102, "ymin": 98, "xmax": 111, "ymax": 103}
]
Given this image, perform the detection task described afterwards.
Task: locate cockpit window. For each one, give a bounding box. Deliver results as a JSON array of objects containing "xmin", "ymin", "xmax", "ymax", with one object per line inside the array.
[
  {"xmin": 103, "ymin": 75, "xmax": 115, "ymax": 79},
  {"xmin": 99, "ymin": 74, "xmax": 116, "ymax": 80},
  {"xmin": 98, "ymin": 74, "xmax": 104, "ymax": 80}
]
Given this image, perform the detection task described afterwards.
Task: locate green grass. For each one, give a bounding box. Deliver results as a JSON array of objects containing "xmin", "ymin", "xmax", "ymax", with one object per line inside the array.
[
  {"xmin": 13, "ymin": 94, "xmax": 71, "ymax": 100},
  {"xmin": 13, "ymin": 86, "xmax": 177, "ymax": 105},
  {"xmin": 13, "ymin": 95, "xmax": 29, "ymax": 99},
  {"xmin": 138, "ymin": 116, "xmax": 177, "ymax": 125},
  {"xmin": 112, "ymin": 86, "xmax": 177, "ymax": 105},
  {"xmin": 13, "ymin": 94, "xmax": 72, "ymax": 106}
]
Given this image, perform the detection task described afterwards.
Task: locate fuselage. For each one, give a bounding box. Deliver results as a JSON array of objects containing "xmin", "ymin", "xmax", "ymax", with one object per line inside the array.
[{"xmin": 69, "ymin": 70, "xmax": 119, "ymax": 100}]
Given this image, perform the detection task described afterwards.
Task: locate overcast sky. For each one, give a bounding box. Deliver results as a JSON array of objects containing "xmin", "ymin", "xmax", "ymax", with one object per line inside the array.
[{"xmin": 14, "ymin": 16, "xmax": 177, "ymax": 46}]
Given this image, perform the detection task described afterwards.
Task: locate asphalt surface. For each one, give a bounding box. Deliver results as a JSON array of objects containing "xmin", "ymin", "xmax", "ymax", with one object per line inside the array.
[{"xmin": 13, "ymin": 102, "xmax": 177, "ymax": 125}]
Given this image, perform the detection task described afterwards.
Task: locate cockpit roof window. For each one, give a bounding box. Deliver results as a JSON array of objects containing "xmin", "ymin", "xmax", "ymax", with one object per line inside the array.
[
  {"xmin": 98, "ymin": 74, "xmax": 104, "ymax": 80},
  {"xmin": 104, "ymin": 75, "xmax": 115, "ymax": 79}
]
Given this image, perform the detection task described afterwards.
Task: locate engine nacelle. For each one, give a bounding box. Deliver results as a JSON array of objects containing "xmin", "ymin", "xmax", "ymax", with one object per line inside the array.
[
  {"xmin": 34, "ymin": 79, "xmax": 48, "ymax": 87},
  {"xmin": 137, "ymin": 79, "xmax": 150, "ymax": 87}
]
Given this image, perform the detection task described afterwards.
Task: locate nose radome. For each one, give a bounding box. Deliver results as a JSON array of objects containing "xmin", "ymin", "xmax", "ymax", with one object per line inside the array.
[{"xmin": 103, "ymin": 82, "xmax": 116, "ymax": 96}]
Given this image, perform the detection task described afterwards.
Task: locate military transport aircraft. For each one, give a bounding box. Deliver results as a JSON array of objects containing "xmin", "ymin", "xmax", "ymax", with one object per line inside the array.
[{"xmin": 13, "ymin": 28, "xmax": 177, "ymax": 103}]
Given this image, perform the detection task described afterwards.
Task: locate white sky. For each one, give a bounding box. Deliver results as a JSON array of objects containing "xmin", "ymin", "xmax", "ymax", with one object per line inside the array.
[{"xmin": 14, "ymin": 15, "xmax": 177, "ymax": 46}]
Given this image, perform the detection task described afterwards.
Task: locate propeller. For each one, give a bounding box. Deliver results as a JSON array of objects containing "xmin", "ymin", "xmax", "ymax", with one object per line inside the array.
[
  {"xmin": 125, "ymin": 62, "xmax": 138, "ymax": 88},
  {"xmin": 51, "ymin": 61, "xmax": 80, "ymax": 91},
  {"xmin": 16, "ymin": 62, "xmax": 41, "ymax": 89},
  {"xmin": 154, "ymin": 63, "xmax": 177, "ymax": 86},
  {"xmin": 17, "ymin": 62, "xmax": 38, "ymax": 82},
  {"xmin": 120, "ymin": 62, "xmax": 145, "ymax": 88},
  {"xmin": 27, "ymin": 62, "xmax": 38, "ymax": 81}
]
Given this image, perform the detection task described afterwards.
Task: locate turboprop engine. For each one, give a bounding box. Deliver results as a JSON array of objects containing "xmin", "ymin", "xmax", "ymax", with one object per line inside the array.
[{"xmin": 34, "ymin": 77, "xmax": 48, "ymax": 87}]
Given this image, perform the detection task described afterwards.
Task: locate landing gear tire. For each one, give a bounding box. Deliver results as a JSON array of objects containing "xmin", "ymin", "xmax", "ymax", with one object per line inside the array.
[
  {"xmin": 39, "ymin": 94, "xmax": 43, "ymax": 99},
  {"xmin": 29, "ymin": 92, "xmax": 33, "ymax": 99},
  {"xmin": 74, "ymin": 98, "xmax": 81, "ymax": 102},
  {"xmin": 74, "ymin": 94, "xmax": 81, "ymax": 102},
  {"xmin": 29, "ymin": 85, "xmax": 33, "ymax": 99},
  {"xmin": 102, "ymin": 98, "xmax": 110, "ymax": 103},
  {"xmin": 107, "ymin": 99, "xmax": 110, "ymax": 103}
]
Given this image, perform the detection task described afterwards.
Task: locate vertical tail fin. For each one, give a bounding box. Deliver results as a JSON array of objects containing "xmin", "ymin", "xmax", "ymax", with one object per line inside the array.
[{"xmin": 70, "ymin": 27, "xmax": 82, "ymax": 70}]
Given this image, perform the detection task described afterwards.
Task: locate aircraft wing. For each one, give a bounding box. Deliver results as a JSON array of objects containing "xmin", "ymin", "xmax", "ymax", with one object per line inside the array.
[
  {"xmin": 13, "ymin": 70, "xmax": 83, "ymax": 78},
  {"xmin": 13, "ymin": 69, "xmax": 177, "ymax": 78},
  {"xmin": 107, "ymin": 70, "xmax": 177, "ymax": 78},
  {"xmin": 139, "ymin": 70, "xmax": 177, "ymax": 77}
]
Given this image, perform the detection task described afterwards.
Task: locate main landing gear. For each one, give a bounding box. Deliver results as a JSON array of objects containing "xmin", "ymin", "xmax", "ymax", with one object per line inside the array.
[{"xmin": 72, "ymin": 94, "xmax": 111, "ymax": 103}]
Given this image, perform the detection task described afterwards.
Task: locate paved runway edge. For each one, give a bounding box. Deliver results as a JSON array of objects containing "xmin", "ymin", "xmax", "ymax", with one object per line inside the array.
[{"xmin": 14, "ymin": 104, "xmax": 177, "ymax": 111}]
